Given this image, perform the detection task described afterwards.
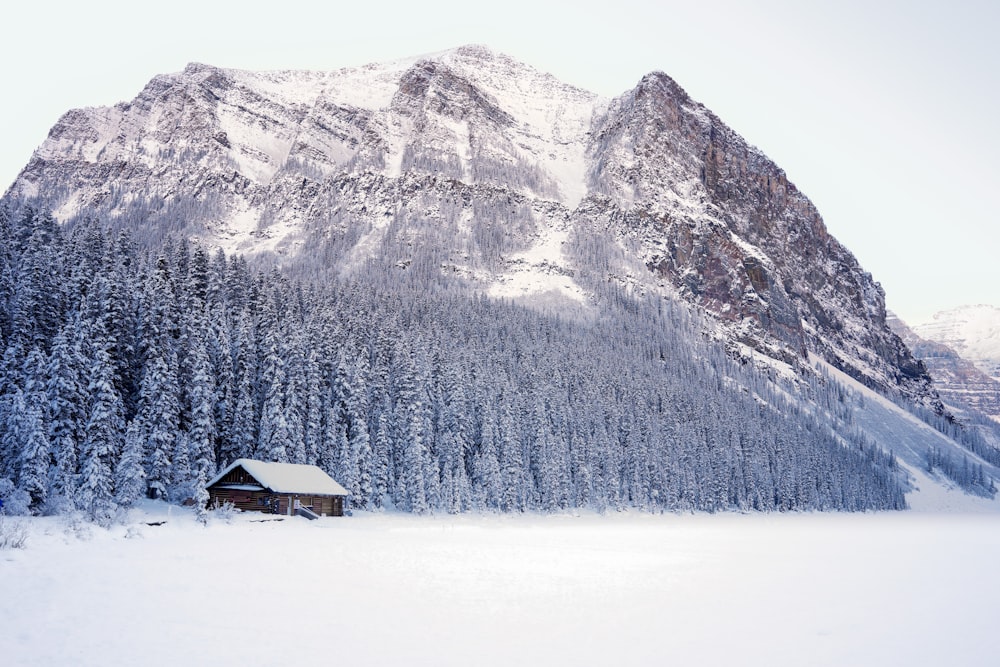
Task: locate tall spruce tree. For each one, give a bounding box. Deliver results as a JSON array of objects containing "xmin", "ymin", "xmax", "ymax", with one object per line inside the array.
[
  {"xmin": 46, "ymin": 322, "xmax": 86, "ymax": 511},
  {"xmin": 17, "ymin": 347, "xmax": 51, "ymax": 511},
  {"xmin": 114, "ymin": 420, "xmax": 146, "ymax": 507},
  {"xmin": 79, "ymin": 342, "xmax": 124, "ymax": 524}
]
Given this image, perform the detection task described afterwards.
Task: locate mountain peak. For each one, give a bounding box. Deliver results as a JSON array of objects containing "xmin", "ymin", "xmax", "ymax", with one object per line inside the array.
[
  {"xmin": 446, "ymin": 43, "xmax": 500, "ymax": 60},
  {"xmin": 637, "ymin": 70, "xmax": 689, "ymax": 97},
  {"xmin": 182, "ymin": 62, "xmax": 218, "ymax": 75}
]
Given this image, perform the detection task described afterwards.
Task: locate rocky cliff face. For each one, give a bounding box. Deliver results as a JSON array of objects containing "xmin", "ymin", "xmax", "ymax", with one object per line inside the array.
[
  {"xmin": 4, "ymin": 45, "xmax": 936, "ymax": 407},
  {"xmin": 582, "ymin": 71, "xmax": 931, "ymax": 401}
]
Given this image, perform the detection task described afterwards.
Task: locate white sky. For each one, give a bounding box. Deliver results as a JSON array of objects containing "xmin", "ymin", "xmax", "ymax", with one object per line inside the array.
[{"xmin": 2, "ymin": 0, "xmax": 997, "ymax": 325}]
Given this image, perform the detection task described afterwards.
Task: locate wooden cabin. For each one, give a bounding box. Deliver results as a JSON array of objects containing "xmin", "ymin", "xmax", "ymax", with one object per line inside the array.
[{"xmin": 206, "ymin": 459, "xmax": 349, "ymax": 517}]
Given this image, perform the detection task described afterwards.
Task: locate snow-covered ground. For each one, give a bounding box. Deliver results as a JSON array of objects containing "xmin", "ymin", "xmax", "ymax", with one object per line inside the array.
[
  {"xmin": 2, "ymin": 502, "xmax": 999, "ymax": 666},
  {"xmin": 488, "ymin": 224, "xmax": 590, "ymax": 307}
]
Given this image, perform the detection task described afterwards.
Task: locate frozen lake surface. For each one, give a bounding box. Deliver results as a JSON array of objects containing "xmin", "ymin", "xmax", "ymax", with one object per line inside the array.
[{"xmin": 3, "ymin": 501, "xmax": 1000, "ymax": 666}]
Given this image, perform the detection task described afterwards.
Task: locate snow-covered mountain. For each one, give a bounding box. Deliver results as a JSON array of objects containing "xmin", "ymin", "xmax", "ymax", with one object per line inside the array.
[
  {"xmin": 912, "ymin": 305, "xmax": 1000, "ymax": 382},
  {"xmin": 889, "ymin": 312, "xmax": 1000, "ymax": 421},
  {"xmin": 5, "ymin": 44, "xmax": 934, "ymax": 407}
]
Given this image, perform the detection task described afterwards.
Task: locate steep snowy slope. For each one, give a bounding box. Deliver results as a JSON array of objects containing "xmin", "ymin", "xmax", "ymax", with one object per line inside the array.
[
  {"xmin": 4, "ymin": 45, "xmax": 934, "ymax": 408},
  {"xmin": 813, "ymin": 353, "xmax": 1000, "ymax": 498}
]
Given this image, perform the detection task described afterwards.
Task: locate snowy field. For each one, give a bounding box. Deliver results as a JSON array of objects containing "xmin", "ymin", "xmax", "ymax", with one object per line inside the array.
[{"xmin": 3, "ymin": 497, "xmax": 1000, "ymax": 667}]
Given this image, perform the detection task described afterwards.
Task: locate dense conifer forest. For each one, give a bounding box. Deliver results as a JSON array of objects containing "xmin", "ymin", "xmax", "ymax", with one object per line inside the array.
[{"xmin": 0, "ymin": 204, "xmax": 908, "ymax": 522}]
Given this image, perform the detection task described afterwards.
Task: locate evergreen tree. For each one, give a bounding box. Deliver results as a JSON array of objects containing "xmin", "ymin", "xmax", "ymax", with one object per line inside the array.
[
  {"xmin": 228, "ymin": 311, "xmax": 258, "ymax": 462},
  {"xmin": 371, "ymin": 408, "xmax": 392, "ymax": 509},
  {"xmin": 472, "ymin": 403, "xmax": 502, "ymax": 511},
  {"xmin": 208, "ymin": 308, "xmax": 234, "ymax": 466},
  {"xmin": 257, "ymin": 303, "xmax": 289, "ymax": 462},
  {"xmin": 498, "ymin": 396, "xmax": 524, "ymax": 512},
  {"xmin": 186, "ymin": 327, "xmax": 217, "ymax": 484},
  {"xmin": 138, "ymin": 345, "xmax": 180, "ymax": 500},
  {"xmin": 10, "ymin": 212, "xmax": 64, "ymax": 353},
  {"xmin": 46, "ymin": 322, "xmax": 86, "ymax": 511},
  {"xmin": 79, "ymin": 343, "xmax": 124, "ymax": 524},
  {"xmin": 17, "ymin": 348, "xmax": 50, "ymax": 511},
  {"xmin": 114, "ymin": 420, "xmax": 146, "ymax": 507},
  {"xmin": 170, "ymin": 432, "xmax": 192, "ymax": 501},
  {"xmin": 401, "ymin": 402, "xmax": 429, "ymax": 514},
  {"xmin": 303, "ymin": 347, "xmax": 324, "ymax": 466}
]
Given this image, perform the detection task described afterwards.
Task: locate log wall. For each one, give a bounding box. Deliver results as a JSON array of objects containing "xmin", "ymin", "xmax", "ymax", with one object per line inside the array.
[{"xmin": 207, "ymin": 488, "xmax": 345, "ymax": 517}]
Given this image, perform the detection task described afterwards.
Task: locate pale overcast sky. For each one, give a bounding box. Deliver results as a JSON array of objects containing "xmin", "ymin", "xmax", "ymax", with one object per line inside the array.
[{"xmin": 3, "ymin": 0, "xmax": 997, "ymax": 324}]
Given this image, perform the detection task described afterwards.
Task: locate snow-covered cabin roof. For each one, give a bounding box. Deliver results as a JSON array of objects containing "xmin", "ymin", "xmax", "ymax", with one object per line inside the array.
[{"xmin": 207, "ymin": 459, "xmax": 349, "ymax": 496}]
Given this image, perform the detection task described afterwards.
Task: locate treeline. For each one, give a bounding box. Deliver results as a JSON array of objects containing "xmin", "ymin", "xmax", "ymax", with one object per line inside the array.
[
  {"xmin": 0, "ymin": 204, "xmax": 907, "ymax": 523},
  {"xmin": 925, "ymin": 447, "xmax": 996, "ymax": 498},
  {"xmin": 910, "ymin": 401, "xmax": 1000, "ymax": 470}
]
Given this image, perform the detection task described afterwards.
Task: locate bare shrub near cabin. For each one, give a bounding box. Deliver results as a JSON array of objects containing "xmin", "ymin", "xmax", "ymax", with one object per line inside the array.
[
  {"xmin": 210, "ymin": 499, "xmax": 239, "ymax": 524},
  {"xmin": 0, "ymin": 516, "xmax": 28, "ymax": 549}
]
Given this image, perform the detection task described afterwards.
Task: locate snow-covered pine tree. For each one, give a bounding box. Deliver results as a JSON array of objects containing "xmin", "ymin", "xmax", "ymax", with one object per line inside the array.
[
  {"xmin": 10, "ymin": 211, "xmax": 64, "ymax": 354},
  {"xmin": 497, "ymin": 395, "xmax": 524, "ymax": 512},
  {"xmin": 401, "ymin": 402, "xmax": 429, "ymax": 514},
  {"xmin": 207, "ymin": 307, "xmax": 234, "ymax": 467},
  {"xmin": 17, "ymin": 347, "xmax": 50, "ymax": 511},
  {"xmin": 472, "ymin": 402, "xmax": 502, "ymax": 511},
  {"xmin": 303, "ymin": 346, "xmax": 324, "ymax": 467},
  {"xmin": 186, "ymin": 324, "xmax": 217, "ymax": 489},
  {"xmin": 371, "ymin": 407, "xmax": 392, "ymax": 509},
  {"xmin": 257, "ymin": 301, "xmax": 290, "ymax": 463},
  {"xmin": 45, "ymin": 322, "xmax": 86, "ymax": 512},
  {"xmin": 132, "ymin": 251, "xmax": 177, "ymax": 499},
  {"xmin": 228, "ymin": 310, "xmax": 258, "ymax": 463},
  {"xmin": 333, "ymin": 352, "xmax": 374, "ymax": 507},
  {"xmin": 114, "ymin": 419, "xmax": 146, "ymax": 507},
  {"xmin": 79, "ymin": 340, "xmax": 124, "ymax": 524},
  {"xmin": 0, "ymin": 205, "xmax": 15, "ymax": 348},
  {"xmin": 282, "ymin": 329, "xmax": 307, "ymax": 464}
]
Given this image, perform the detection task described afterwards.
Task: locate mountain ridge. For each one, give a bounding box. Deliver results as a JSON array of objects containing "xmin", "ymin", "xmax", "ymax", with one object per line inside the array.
[
  {"xmin": 889, "ymin": 311, "xmax": 1000, "ymax": 421},
  {"xmin": 912, "ymin": 305, "xmax": 1000, "ymax": 382},
  {"xmin": 3, "ymin": 45, "xmax": 937, "ymax": 410}
]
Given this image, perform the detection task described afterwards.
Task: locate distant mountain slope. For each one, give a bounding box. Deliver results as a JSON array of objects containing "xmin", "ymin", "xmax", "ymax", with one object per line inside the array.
[
  {"xmin": 889, "ymin": 312, "xmax": 1000, "ymax": 421},
  {"xmin": 913, "ymin": 305, "xmax": 1000, "ymax": 382},
  {"xmin": 4, "ymin": 45, "xmax": 936, "ymax": 410}
]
